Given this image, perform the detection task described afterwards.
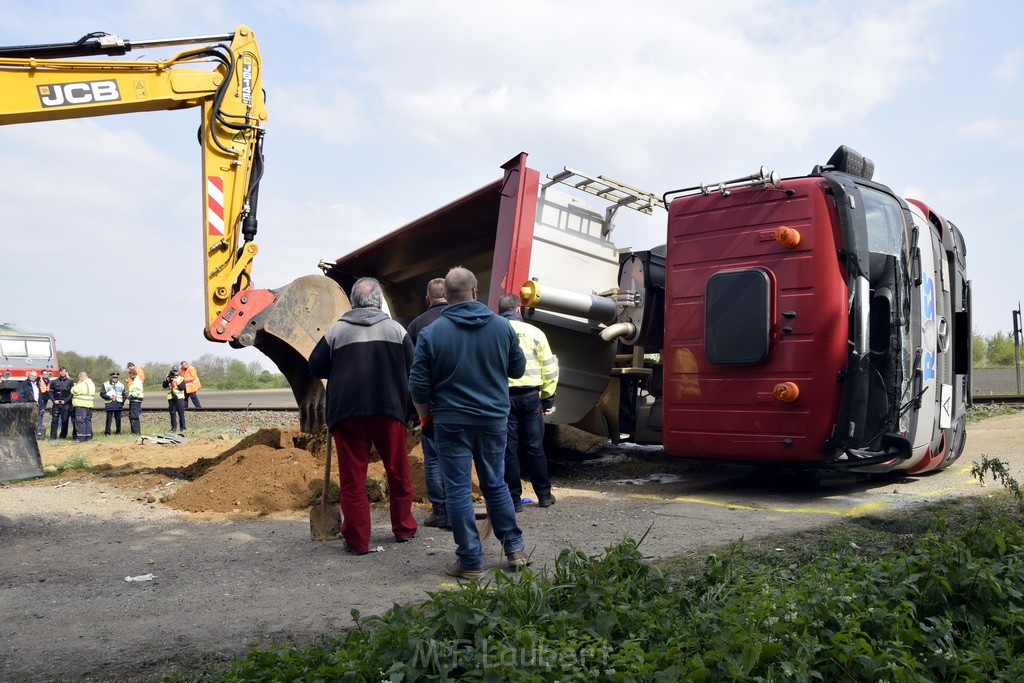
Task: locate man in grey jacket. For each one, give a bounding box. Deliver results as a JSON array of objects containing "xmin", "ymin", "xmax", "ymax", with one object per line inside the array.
[{"xmin": 309, "ymin": 277, "xmax": 417, "ymax": 555}]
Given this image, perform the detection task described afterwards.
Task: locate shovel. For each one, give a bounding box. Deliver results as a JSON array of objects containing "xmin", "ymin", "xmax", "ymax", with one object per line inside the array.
[{"xmin": 310, "ymin": 425, "xmax": 342, "ymax": 540}]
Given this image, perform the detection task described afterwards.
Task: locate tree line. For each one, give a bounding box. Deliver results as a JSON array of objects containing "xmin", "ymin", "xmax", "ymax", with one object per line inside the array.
[
  {"xmin": 54, "ymin": 351, "xmax": 289, "ymax": 391},
  {"xmin": 974, "ymin": 330, "xmax": 1023, "ymax": 367}
]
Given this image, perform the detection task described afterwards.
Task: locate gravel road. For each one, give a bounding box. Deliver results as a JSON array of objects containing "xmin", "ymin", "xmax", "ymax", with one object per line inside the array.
[{"xmin": 3, "ymin": 409, "xmax": 1024, "ymax": 682}]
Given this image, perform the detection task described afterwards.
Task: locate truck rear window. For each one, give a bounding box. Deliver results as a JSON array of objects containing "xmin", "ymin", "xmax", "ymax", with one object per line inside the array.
[{"xmin": 705, "ymin": 269, "xmax": 771, "ymax": 365}]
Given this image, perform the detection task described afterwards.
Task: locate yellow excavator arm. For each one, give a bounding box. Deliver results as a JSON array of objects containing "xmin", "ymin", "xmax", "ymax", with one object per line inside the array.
[
  {"xmin": 0, "ymin": 26, "xmax": 346, "ymax": 433},
  {"xmin": 0, "ymin": 26, "xmax": 265, "ymax": 342}
]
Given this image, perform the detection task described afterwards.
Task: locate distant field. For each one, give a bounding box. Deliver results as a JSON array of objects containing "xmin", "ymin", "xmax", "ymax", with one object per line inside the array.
[{"xmin": 973, "ymin": 367, "xmax": 1024, "ymax": 396}]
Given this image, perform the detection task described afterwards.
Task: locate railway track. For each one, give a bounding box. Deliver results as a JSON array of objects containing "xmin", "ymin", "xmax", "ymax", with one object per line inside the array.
[{"xmin": 971, "ymin": 394, "xmax": 1024, "ymax": 406}]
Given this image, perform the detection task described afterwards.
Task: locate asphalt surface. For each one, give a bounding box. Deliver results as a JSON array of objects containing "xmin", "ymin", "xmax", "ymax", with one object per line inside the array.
[
  {"xmin": 125, "ymin": 388, "xmax": 300, "ymax": 411},
  {"xmin": 179, "ymin": 388, "xmax": 298, "ymax": 409}
]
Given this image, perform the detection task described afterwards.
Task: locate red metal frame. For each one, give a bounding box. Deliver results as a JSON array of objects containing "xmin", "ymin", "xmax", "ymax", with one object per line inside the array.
[
  {"xmin": 208, "ymin": 288, "xmax": 278, "ymax": 342},
  {"xmin": 487, "ymin": 153, "xmax": 540, "ymax": 308}
]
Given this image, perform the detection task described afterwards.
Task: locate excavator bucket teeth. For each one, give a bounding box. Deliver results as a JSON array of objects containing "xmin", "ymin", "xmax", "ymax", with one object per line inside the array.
[
  {"xmin": 0, "ymin": 403, "xmax": 43, "ymax": 482},
  {"xmin": 235, "ymin": 274, "xmax": 349, "ymax": 433}
]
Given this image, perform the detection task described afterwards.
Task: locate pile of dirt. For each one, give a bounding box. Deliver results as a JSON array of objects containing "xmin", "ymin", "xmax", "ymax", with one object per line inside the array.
[{"xmin": 167, "ymin": 427, "xmax": 430, "ymax": 516}]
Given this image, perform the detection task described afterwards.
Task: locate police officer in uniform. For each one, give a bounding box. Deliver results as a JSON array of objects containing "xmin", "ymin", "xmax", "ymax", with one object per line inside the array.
[
  {"xmin": 101, "ymin": 371, "xmax": 126, "ymax": 435},
  {"xmin": 48, "ymin": 367, "xmax": 74, "ymax": 439}
]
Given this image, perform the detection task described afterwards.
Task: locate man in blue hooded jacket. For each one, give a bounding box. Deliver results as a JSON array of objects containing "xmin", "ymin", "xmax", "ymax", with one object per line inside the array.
[{"xmin": 409, "ymin": 267, "xmax": 529, "ymax": 579}]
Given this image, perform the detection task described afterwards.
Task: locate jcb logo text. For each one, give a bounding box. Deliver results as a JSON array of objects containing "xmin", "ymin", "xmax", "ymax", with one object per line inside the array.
[{"xmin": 38, "ymin": 80, "xmax": 121, "ymax": 107}]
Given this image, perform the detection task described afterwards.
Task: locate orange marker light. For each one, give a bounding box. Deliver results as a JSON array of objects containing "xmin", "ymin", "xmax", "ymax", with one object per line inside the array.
[
  {"xmin": 774, "ymin": 226, "xmax": 801, "ymax": 248},
  {"xmin": 519, "ymin": 280, "xmax": 541, "ymax": 308},
  {"xmin": 773, "ymin": 382, "xmax": 800, "ymax": 402}
]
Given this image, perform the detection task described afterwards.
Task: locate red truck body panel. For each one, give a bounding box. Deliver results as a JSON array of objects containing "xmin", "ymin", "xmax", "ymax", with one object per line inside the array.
[{"xmin": 663, "ymin": 178, "xmax": 849, "ymax": 462}]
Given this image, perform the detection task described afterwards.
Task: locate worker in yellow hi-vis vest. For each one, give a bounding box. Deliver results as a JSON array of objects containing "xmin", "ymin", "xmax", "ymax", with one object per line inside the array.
[
  {"xmin": 497, "ymin": 293, "xmax": 559, "ymax": 511},
  {"xmin": 70, "ymin": 371, "xmax": 96, "ymax": 442}
]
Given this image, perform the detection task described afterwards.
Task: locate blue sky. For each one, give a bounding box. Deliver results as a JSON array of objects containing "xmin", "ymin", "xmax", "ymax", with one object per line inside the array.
[{"xmin": 1, "ymin": 0, "xmax": 1021, "ymax": 370}]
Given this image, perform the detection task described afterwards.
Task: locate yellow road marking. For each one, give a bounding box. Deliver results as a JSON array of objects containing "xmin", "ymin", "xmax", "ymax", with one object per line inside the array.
[
  {"xmin": 622, "ymin": 462, "xmax": 990, "ymax": 517},
  {"xmin": 629, "ymin": 493, "xmax": 891, "ymax": 516}
]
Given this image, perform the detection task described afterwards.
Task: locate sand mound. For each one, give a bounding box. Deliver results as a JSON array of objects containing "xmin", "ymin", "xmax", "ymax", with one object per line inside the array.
[{"xmin": 168, "ymin": 427, "xmax": 431, "ymax": 516}]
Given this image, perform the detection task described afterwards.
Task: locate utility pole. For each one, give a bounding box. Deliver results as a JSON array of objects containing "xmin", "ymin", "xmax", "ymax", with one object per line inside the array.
[{"xmin": 1014, "ymin": 303, "xmax": 1022, "ymax": 395}]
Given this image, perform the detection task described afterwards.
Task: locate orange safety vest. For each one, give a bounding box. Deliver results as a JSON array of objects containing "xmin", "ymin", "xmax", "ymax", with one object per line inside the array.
[{"xmin": 180, "ymin": 365, "xmax": 201, "ymax": 393}]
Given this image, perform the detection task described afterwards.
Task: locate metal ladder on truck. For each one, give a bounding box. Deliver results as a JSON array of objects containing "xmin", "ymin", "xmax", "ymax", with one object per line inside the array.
[{"xmin": 543, "ymin": 167, "xmax": 666, "ymax": 236}]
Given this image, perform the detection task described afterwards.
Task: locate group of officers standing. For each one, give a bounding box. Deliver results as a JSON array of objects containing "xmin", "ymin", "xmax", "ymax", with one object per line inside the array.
[{"xmin": 16, "ymin": 360, "xmax": 202, "ymax": 441}]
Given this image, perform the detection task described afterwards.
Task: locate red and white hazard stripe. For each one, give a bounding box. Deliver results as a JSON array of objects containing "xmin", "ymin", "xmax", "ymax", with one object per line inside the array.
[{"xmin": 207, "ymin": 176, "xmax": 224, "ymax": 236}]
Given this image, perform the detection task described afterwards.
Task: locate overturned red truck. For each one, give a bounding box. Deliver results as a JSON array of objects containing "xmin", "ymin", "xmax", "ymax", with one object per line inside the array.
[{"xmin": 319, "ymin": 146, "xmax": 970, "ymax": 475}]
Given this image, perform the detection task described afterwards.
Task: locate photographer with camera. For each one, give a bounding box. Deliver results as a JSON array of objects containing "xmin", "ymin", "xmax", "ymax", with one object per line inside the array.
[{"xmin": 162, "ymin": 366, "xmax": 187, "ymax": 433}]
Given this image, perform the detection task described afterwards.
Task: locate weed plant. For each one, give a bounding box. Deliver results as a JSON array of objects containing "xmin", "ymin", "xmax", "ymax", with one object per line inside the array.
[
  {"xmin": 308, "ymin": 479, "xmax": 341, "ymax": 507},
  {"xmin": 51, "ymin": 451, "xmax": 91, "ymax": 474}
]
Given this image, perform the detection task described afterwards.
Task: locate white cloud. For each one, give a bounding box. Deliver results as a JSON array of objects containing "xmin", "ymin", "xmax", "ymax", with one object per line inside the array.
[
  {"xmin": 992, "ymin": 46, "xmax": 1024, "ymax": 82},
  {"xmin": 254, "ymin": 197, "xmax": 409, "ymax": 288},
  {"xmin": 270, "ymin": 83, "xmax": 369, "ymax": 146},
  {"xmin": 268, "ymin": 0, "xmax": 945, "ymax": 183},
  {"xmin": 957, "ymin": 117, "xmax": 1024, "ymax": 148}
]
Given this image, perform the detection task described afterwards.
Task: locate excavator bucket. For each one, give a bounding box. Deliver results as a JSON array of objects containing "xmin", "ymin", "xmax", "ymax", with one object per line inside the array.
[
  {"xmin": 0, "ymin": 403, "xmax": 44, "ymax": 482},
  {"xmin": 231, "ymin": 274, "xmax": 350, "ymax": 434}
]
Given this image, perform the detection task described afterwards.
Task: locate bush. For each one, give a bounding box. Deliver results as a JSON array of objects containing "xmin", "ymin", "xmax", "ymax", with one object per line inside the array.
[{"xmin": 986, "ymin": 331, "xmax": 1017, "ymax": 366}]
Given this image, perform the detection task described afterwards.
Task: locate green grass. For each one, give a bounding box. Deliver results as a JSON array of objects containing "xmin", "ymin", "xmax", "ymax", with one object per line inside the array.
[{"xmin": 967, "ymin": 404, "xmax": 1023, "ymax": 423}]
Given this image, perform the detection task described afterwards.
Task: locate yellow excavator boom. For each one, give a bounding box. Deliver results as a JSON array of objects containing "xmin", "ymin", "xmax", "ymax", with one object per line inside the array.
[{"xmin": 0, "ymin": 26, "xmax": 345, "ymax": 435}]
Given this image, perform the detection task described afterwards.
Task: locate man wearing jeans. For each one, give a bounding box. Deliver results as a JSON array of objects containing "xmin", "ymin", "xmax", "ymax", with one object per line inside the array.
[
  {"xmin": 405, "ymin": 277, "xmax": 449, "ymax": 529},
  {"xmin": 409, "ymin": 267, "xmax": 528, "ymax": 579}
]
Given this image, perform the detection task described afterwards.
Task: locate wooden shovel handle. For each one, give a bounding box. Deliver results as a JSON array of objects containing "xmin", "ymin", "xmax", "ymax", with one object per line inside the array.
[{"xmin": 321, "ymin": 426, "xmax": 333, "ymax": 511}]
